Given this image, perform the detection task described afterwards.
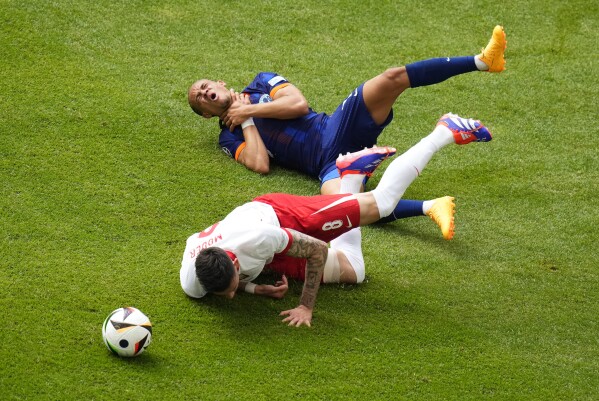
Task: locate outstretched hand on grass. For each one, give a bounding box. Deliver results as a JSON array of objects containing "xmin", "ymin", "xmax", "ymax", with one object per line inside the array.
[{"xmin": 280, "ymin": 305, "xmax": 313, "ymax": 328}]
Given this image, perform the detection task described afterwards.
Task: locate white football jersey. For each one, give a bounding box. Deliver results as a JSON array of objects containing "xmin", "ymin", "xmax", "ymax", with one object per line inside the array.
[{"xmin": 180, "ymin": 201, "xmax": 291, "ymax": 298}]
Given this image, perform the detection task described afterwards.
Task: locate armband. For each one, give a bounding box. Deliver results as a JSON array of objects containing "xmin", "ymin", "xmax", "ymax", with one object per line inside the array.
[
  {"xmin": 244, "ymin": 282, "xmax": 257, "ymax": 294},
  {"xmin": 241, "ymin": 118, "xmax": 255, "ymax": 129}
]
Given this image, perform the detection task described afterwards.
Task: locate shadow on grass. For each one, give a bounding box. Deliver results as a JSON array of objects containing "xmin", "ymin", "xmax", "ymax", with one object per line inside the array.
[
  {"xmin": 183, "ymin": 272, "xmax": 479, "ymax": 349},
  {"xmin": 102, "ymin": 348, "xmax": 162, "ymax": 366},
  {"xmin": 372, "ymin": 218, "xmax": 471, "ymax": 260},
  {"xmin": 171, "ymin": 220, "xmax": 487, "ymax": 358}
]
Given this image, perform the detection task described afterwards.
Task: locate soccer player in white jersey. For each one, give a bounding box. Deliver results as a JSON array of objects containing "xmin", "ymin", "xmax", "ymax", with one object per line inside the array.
[
  {"xmin": 181, "ymin": 113, "xmax": 493, "ymax": 327},
  {"xmin": 187, "ymin": 26, "xmax": 507, "ymax": 241}
]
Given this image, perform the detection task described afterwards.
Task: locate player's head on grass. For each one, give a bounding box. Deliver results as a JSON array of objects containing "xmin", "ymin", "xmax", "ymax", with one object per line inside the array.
[
  {"xmin": 188, "ymin": 79, "xmax": 231, "ymax": 118},
  {"xmin": 195, "ymin": 247, "xmax": 239, "ymax": 298}
]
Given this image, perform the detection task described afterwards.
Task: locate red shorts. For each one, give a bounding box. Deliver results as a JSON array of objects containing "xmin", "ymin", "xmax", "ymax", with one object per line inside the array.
[
  {"xmin": 254, "ymin": 193, "xmax": 361, "ymax": 281},
  {"xmin": 254, "ymin": 193, "xmax": 361, "ymax": 243},
  {"xmin": 265, "ymin": 254, "xmax": 307, "ymax": 281}
]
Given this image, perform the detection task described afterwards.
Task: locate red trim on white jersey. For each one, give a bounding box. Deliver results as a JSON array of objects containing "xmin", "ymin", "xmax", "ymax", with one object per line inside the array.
[{"xmin": 276, "ymin": 228, "xmax": 293, "ymax": 255}]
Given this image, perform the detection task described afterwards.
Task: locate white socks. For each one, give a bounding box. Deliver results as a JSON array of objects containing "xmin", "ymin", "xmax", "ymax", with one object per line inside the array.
[
  {"xmin": 372, "ymin": 125, "xmax": 453, "ymax": 217},
  {"xmin": 475, "ymin": 55, "xmax": 489, "ymax": 71},
  {"xmin": 329, "ymin": 230, "xmax": 365, "ymax": 283},
  {"xmin": 326, "ymin": 169, "xmax": 368, "ymax": 283},
  {"xmin": 323, "ymin": 248, "xmax": 341, "ymax": 283},
  {"xmin": 339, "ymin": 173, "xmax": 364, "ymax": 194},
  {"xmin": 422, "ymin": 200, "xmax": 434, "ymax": 214}
]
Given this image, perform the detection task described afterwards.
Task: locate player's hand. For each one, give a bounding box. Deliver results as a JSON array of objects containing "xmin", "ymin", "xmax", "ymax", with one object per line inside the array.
[
  {"xmin": 257, "ymin": 275, "xmax": 288, "ymax": 299},
  {"xmin": 280, "ymin": 304, "xmax": 313, "ymax": 327},
  {"xmin": 239, "ymin": 92, "xmax": 251, "ymax": 105},
  {"xmin": 220, "ymin": 89, "xmax": 250, "ymax": 131}
]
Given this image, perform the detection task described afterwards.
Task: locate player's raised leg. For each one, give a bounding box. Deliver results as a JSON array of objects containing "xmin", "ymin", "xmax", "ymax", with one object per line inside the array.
[
  {"xmin": 323, "ymin": 148, "xmax": 453, "ymax": 231},
  {"xmin": 358, "ymin": 114, "xmax": 492, "ymax": 225},
  {"xmin": 362, "ymin": 25, "xmax": 507, "ymax": 125},
  {"xmin": 334, "ymin": 145, "xmax": 458, "ymax": 240}
]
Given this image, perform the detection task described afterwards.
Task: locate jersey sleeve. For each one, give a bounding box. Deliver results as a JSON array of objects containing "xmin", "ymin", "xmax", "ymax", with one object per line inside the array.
[
  {"xmin": 275, "ymin": 228, "xmax": 293, "ymax": 255},
  {"xmin": 243, "ymin": 72, "xmax": 292, "ymax": 100},
  {"xmin": 218, "ymin": 125, "xmax": 245, "ymax": 161},
  {"xmin": 247, "ymin": 225, "xmax": 292, "ymax": 260},
  {"xmin": 180, "ymin": 235, "xmax": 207, "ymax": 298},
  {"xmin": 232, "ymin": 225, "xmax": 293, "ymax": 283}
]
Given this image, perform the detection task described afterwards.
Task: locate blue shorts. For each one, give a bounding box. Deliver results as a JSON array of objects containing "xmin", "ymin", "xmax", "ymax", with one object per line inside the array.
[{"xmin": 318, "ymin": 83, "xmax": 393, "ymax": 184}]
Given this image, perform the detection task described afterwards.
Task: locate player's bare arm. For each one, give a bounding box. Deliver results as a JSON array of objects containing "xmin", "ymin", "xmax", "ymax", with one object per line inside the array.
[
  {"xmin": 252, "ymin": 84, "xmax": 309, "ymax": 119},
  {"xmin": 279, "ymin": 229, "xmax": 328, "ymax": 327},
  {"xmin": 226, "ymin": 90, "xmax": 270, "ymax": 174},
  {"xmin": 221, "ymin": 84, "xmax": 309, "ymax": 129},
  {"xmin": 237, "ymin": 123, "xmax": 270, "ymax": 174}
]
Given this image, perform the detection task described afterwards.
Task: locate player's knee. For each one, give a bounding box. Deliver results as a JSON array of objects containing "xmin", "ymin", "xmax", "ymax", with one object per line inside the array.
[
  {"xmin": 381, "ymin": 67, "xmax": 409, "ymax": 88},
  {"xmin": 323, "ymin": 249, "xmax": 341, "ymax": 283},
  {"xmin": 371, "ymin": 188, "xmax": 398, "ymax": 218},
  {"xmin": 324, "ymin": 248, "xmax": 365, "ymax": 284}
]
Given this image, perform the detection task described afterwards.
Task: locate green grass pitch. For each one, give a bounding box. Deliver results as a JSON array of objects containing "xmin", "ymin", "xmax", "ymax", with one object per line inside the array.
[{"xmin": 1, "ymin": 0, "xmax": 598, "ymax": 399}]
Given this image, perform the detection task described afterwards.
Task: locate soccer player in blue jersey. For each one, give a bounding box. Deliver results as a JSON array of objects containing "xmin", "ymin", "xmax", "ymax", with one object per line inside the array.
[{"xmin": 188, "ymin": 26, "xmax": 507, "ymax": 240}]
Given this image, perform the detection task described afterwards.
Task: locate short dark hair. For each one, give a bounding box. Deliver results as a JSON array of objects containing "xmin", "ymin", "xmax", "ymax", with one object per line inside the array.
[{"xmin": 195, "ymin": 247, "xmax": 235, "ymax": 293}]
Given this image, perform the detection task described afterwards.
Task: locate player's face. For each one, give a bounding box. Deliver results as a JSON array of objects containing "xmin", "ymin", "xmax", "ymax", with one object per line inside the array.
[
  {"xmin": 213, "ymin": 260, "xmax": 240, "ymax": 299},
  {"xmin": 189, "ymin": 79, "xmax": 231, "ymax": 118}
]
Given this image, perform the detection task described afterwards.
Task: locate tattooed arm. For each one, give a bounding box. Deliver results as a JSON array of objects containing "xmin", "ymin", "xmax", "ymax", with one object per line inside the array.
[{"xmin": 279, "ymin": 228, "xmax": 328, "ymax": 327}]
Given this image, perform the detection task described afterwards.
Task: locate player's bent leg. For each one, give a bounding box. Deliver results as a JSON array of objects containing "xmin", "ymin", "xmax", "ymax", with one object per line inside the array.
[
  {"xmin": 323, "ymin": 248, "xmax": 360, "ymax": 284},
  {"xmin": 362, "ymin": 67, "xmax": 410, "ymax": 125},
  {"xmin": 326, "ymin": 231, "xmax": 366, "ymax": 284},
  {"xmin": 362, "ymin": 26, "xmax": 505, "ymax": 126},
  {"xmin": 321, "ymin": 177, "xmax": 344, "ymax": 195},
  {"xmin": 338, "ymin": 250, "xmax": 363, "ymax": 284},
  {"xmin": 369, "ymin": 113, "xmax": 492, "ymax": 220}
]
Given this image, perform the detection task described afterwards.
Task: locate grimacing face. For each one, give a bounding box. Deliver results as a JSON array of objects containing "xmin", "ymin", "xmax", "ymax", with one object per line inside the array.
[{"xmin": 188, "ymin": 79, "xmax": 232, "ymax": 118}]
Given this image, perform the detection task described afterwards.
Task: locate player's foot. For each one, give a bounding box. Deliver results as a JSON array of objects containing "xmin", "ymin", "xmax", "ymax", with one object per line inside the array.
[
  {"xmin": 437, "ymin": 113, "xmax": 492, "ymax": 145},
  {"xmin": 479, "ymin": 25, "xmax": 507, "ymax": 72},
  {"xmin": 336, "ymin": 146, "xmax": 397, "ymax": 177},
  {"xmin": 426, "ymin": 196, "xmax": 455, "ymax": 240}
]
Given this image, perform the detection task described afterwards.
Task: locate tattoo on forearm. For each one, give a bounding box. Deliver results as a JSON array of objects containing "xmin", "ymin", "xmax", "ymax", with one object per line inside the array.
[{"xmin": 286, "ymin": 229, "xmax": 328, "ymax": 309}]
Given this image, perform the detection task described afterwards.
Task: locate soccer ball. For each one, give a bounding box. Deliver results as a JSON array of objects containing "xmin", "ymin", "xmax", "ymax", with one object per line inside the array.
[{"xmin": 102, "ymin": 307, "xmax": 152, "ymax": 357}]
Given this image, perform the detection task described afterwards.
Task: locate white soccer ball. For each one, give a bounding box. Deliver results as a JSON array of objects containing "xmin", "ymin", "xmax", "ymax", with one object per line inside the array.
[{"xmin": 102, "ymin": 307, "xmax": 152, "ymax": 357}]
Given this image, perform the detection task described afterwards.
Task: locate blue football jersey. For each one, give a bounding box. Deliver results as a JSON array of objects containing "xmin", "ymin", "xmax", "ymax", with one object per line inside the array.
[{"xmin": 218, "ymin": 72, "xmax": 327, "ymax": 177}]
